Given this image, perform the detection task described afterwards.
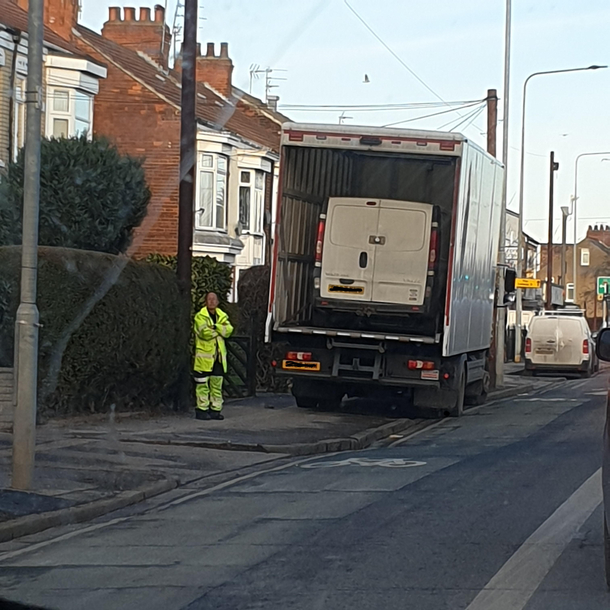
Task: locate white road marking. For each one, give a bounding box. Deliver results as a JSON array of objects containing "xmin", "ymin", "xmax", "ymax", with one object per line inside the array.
[
  {"xmin": 466, "ymin": 468, "xmax": 602, "ymax": 610},
  {"xmin": 301, "ymin": 457, "xmax": 427, "ymax": 469}
]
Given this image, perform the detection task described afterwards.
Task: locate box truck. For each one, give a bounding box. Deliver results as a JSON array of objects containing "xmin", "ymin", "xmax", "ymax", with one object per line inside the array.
[{"xmin": 267, "ymin": 123, "xmax": 504, "ymax": 415}]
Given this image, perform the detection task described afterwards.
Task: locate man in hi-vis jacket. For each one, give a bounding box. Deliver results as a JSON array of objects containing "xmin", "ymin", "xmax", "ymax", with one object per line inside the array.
[{"xmin": 193, "ymin": 292, "xmax": 234, "ymax": 420}]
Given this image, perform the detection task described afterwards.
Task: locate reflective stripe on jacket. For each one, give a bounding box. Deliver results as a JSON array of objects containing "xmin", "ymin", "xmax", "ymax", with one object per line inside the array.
[{"xmin": 193, "ymin": 307, "xmax": 234, "ymax": 373}]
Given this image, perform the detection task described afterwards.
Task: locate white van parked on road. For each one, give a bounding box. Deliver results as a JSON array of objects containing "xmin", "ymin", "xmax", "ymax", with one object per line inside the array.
[{"xmin": 525, "ymin": 311, "xmax": 597, "ymax": 377}]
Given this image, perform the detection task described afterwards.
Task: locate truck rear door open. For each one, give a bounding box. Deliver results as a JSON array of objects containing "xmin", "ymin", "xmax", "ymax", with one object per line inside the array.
[{"xmin": 320, "ymin": 197, "xmax": 434, "ymax": 306}]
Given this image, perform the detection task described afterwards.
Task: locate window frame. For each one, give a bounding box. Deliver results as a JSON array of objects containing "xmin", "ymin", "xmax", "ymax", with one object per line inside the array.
[
  {"xmin": 46, "ymin": 87, "xmax": 93, "ymax": 139},
  {"xmin": 565, "ymin": 283, "xmax": 575, "ymax": 302},
  {"xmin": 238, "ymin": 168, "xmax": 266, "ymax": 236},
  {"xmin": 196, "ymin": 153, "xmax": 228, "ymax": 231},
  {"xmin": 580, "ymin": 248, "xmax": 590, "ymax": 267},
  {"xmin": 12, "ymin": 77, "xmax": 26, "ymax": 161}
]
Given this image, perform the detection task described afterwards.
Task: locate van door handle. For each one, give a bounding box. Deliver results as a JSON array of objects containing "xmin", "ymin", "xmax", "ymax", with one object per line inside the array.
[{"xmin": 359, "ymin": 252, "xmax": 368, "ymax": 268}]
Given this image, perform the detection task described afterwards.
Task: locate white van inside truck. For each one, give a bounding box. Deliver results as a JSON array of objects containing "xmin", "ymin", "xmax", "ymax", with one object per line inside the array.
[{"xmin": 320, "ymin": 197, "xmax": 434, "ymax": 306}]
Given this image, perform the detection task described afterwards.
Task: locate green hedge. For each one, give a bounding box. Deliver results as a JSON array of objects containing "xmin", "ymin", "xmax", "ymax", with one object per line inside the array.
[
  {"xmin": 0, "ymin": 246, "xmax": 189, "ymax": 416},
  {"xmin": 0, "ymin": 135, "xmax": 150, "ymax": 254}
]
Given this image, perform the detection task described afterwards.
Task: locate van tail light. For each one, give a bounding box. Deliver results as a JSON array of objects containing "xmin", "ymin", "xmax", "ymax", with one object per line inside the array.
[
  {"xmin": 525, "ymin": 338, "xmax": 532, "ymax": 354},
  {"xmin": 286, "ymin": 351, "xmax": 312, "ymax": 361},
  {"xmin": 582, "ymin": 340, "xmax": 589, "ymax": 355},
  {"xmin": 428, "ymin": 224, "xmax": 438, "ymax": 270},
  {"xmin": 314, "ymin": 216, "xmax": 326, "ymax": 266}
]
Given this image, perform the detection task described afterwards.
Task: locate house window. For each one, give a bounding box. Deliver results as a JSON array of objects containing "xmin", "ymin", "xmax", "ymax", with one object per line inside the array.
[
  {"xmin": 197, "ymin": 154, "xmax": 228, "ymax": 230},
  {"xmin": 238, "ymin": 169, "xmax": 266, "ymax": 234},
  {"xmin": 47, "ymin": 88, "xmax": 93, "ymax": 139},
  {"xmin": 580, "ymin": 248, "xmax": 590, "ymax": 266},
  {"xmin": 566, "ymin": 283, "xmax": 575, "ymax": 302}
]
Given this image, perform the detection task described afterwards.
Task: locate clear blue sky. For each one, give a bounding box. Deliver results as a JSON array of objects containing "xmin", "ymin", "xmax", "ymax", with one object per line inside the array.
[{"xmin": 81, "ymin": 0, "xmax": 610, "ymax": 245}]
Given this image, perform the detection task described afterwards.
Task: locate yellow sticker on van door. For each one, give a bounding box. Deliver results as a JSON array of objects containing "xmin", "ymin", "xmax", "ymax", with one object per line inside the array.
[{"xmin": 328, "ymin": 285, "xmax": 365, "ymax": 295}]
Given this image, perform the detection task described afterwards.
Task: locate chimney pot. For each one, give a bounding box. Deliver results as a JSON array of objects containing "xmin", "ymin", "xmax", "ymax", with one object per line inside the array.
[
  {"xmin": 219, "ymin": 42, "xmax": 229, "ymax": 58},
  {"xmin": 124, "ymin": 7, "xmax": 136, "ymax": 21},
  {"xmin": 108, "ymin": 6, "xmax": 121, "ymax": 21},
  {"xmin": 206, "ymin": 42, "xmax": 215, "ymax": 57},
  {"xmin": 196, "ymin": 43, "xmax": 202, "ymax": 56},
  {"xmin": 154, "ymin": 4, "xmax": 165, "ymax": 22},
  {"xmin": 140, "ymin": 7, "xmax": 151, "ymax": 21}
]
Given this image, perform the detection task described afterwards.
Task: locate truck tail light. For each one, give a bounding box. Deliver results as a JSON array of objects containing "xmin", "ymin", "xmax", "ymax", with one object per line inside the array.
[
  {"xmin": 525, "ymin": 338, "xmax": 532, "ymax": 354},
  {"xmin": 314, "ymin": 217, "xmax": 326, "ymax": 265},
  {"xmin": 428, "ymin": 225, "xmax": 438, "ymax": 270},
  {"xmin": 408, "ymin": 360, "xmax": 435, "ymax": 370},
  {"xmin": 286, "ymin": 351, "xmax": 312, "ymax": 361},
  {"xmin": 582, "ymin": 340, "xmax": 589, "ymax": 355}
]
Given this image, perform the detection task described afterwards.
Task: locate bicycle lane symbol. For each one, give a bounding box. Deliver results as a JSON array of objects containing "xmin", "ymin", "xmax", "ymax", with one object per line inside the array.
[{"xmin": 300, "ymin": 457, "xmax": 427, "ymax": 469}]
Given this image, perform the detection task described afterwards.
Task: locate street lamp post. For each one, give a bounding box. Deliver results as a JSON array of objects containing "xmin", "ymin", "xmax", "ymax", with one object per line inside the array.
[
  {"xmin": 572, "ymin": 151, "xmax": 610, "ymax": 308},
  {"xmin": 494, "ymin": 0, "xmax": 511, "ymax": 387},
  {"xmin": 514, "ymin": 65, "xmax": 606, "ymax": 362},
  {"xmin": 560, "ymin": 205, "xmax": 570, "ymax": 288}
]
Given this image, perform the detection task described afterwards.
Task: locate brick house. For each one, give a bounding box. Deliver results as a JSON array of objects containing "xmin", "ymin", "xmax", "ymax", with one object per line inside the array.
[
  {"xmin": 538, "ymin": 225, "xmax": 610, "ymax": 327},
  {"xmin": 0, "ymin": 0, "xmax": 106, "ymax": 169},
  {"xmin": 9, "ymin": 0, "xmax": 289, "ymax": 288}
]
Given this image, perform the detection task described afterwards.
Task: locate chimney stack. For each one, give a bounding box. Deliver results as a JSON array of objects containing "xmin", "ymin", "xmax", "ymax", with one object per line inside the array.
[
  {"xmin": 587, "ymin": 224, "xmax": 610, "ymax": 248},
  {"xmin": 195, "ymin": 42, "xmax": 234, "ymax": 98},
  {"xmin": 16, "ymin": 0, "xmax": 80, "ymax": 40},
  {"xmin": 102, "ymin": 5, "xmax": 172, "ymax": 67}
]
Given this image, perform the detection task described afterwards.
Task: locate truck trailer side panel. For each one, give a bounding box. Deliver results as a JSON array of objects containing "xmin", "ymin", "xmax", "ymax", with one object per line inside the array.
[{"xmin": 443, "ymin": 143, "xmax": 503, "ymax": 357}]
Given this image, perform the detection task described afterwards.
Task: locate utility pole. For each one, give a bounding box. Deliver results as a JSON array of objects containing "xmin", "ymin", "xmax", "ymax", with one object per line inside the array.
[
  {"xmin": 12, "ymin": 0, "xmax": 44, "ymax": 490},
  {"xmin": 495, "ymin": 0, "xmax": 511, "ymax": 387},
  {"xmin": 177, "ymin": 0, "xmax": 197, "ymax": 294},
  {"xmin": 486, "ymin": 89, "xmax": 498, "ymax": 389},
  {"xmin": 546, "ymin": 151, "xmax": 559, "ymax": 310},
  {"xmin": 486, "ymin": 89, "xmax": 498, "ymax": 158},
  {"xmin": 176, "ymin": 0, "xmax": 197, "ymax": 410}
]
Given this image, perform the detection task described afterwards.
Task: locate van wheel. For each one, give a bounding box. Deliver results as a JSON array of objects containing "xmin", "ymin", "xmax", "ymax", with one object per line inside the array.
[{"xmin": 604, "ymin": 515, "xmax": 610, "ymax": 588}]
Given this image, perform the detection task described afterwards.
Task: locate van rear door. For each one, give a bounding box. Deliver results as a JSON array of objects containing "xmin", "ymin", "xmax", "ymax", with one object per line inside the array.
[
  {"xmin": 372, "ymin": 199, "xmax": 433, "ymax": 306},
  {"xmin": 320, "ymin": 197, "xmax": 433, "ymax": 306},
  {"xmin": 320, "ymin": 198, "xmax": 379, "ymax": 302}
]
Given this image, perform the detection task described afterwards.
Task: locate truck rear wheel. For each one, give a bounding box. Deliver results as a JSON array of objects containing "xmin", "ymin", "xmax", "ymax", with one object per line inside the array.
[
  {"xmin": 449, "ymin": 368, "xmax": 466, "ymax": 417},
  {"xmin": 413, "ymin": 365, "xmax": 465, "ymax": 417},
  {"xmin": 294, "ymin": 395, "xmax": 318, "ymax": 409},
  {"xmin": 292, "ymin": 381, "xmax": 344, "ymax": 411},
  {"xmin": 465, "ymin": 372, "xmax": 489, "ymax": 406}
]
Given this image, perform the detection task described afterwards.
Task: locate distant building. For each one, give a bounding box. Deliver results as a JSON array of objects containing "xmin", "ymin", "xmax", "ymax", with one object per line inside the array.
[{"xmin": 538, "ymin": 224, "xmax": 610, "ymax": 328}]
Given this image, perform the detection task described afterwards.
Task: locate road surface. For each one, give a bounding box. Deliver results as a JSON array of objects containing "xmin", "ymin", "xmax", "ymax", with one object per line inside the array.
[{"xmin": 0, "ymin": 373, "xmax": 608, "ymax": 609}]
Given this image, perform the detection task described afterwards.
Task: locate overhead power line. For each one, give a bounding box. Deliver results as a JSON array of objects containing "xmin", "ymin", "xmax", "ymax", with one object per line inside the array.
[
  {"xmin": 280, "ymin": 100, "xmax": 479, "ymax": 111},
  {"xmin": 381, "ymin": 100, "xmax": 484, "ymax": 128}
]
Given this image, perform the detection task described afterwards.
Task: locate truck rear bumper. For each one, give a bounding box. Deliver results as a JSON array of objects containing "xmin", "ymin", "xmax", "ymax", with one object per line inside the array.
[{"xmin": 275, "ymin": 369, "xmax": 440, "ymax": 389}]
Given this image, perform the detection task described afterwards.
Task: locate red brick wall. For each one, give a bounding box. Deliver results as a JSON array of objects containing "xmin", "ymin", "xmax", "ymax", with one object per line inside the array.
[{"xmin": 79, "ymin": 51, "xmax": 181, "ymax": 256}]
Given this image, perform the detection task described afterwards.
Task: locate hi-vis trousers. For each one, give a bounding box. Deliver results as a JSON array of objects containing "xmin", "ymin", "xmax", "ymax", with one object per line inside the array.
[{"xmin": 194, "ymin": 374, "xmax": 223, "ymax": 412}]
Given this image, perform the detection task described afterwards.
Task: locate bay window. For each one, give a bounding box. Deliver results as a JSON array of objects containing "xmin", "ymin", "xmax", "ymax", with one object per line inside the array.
[{"xmin": 197, "ymin": 154, "xmax": 228, "ymax": 230}]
